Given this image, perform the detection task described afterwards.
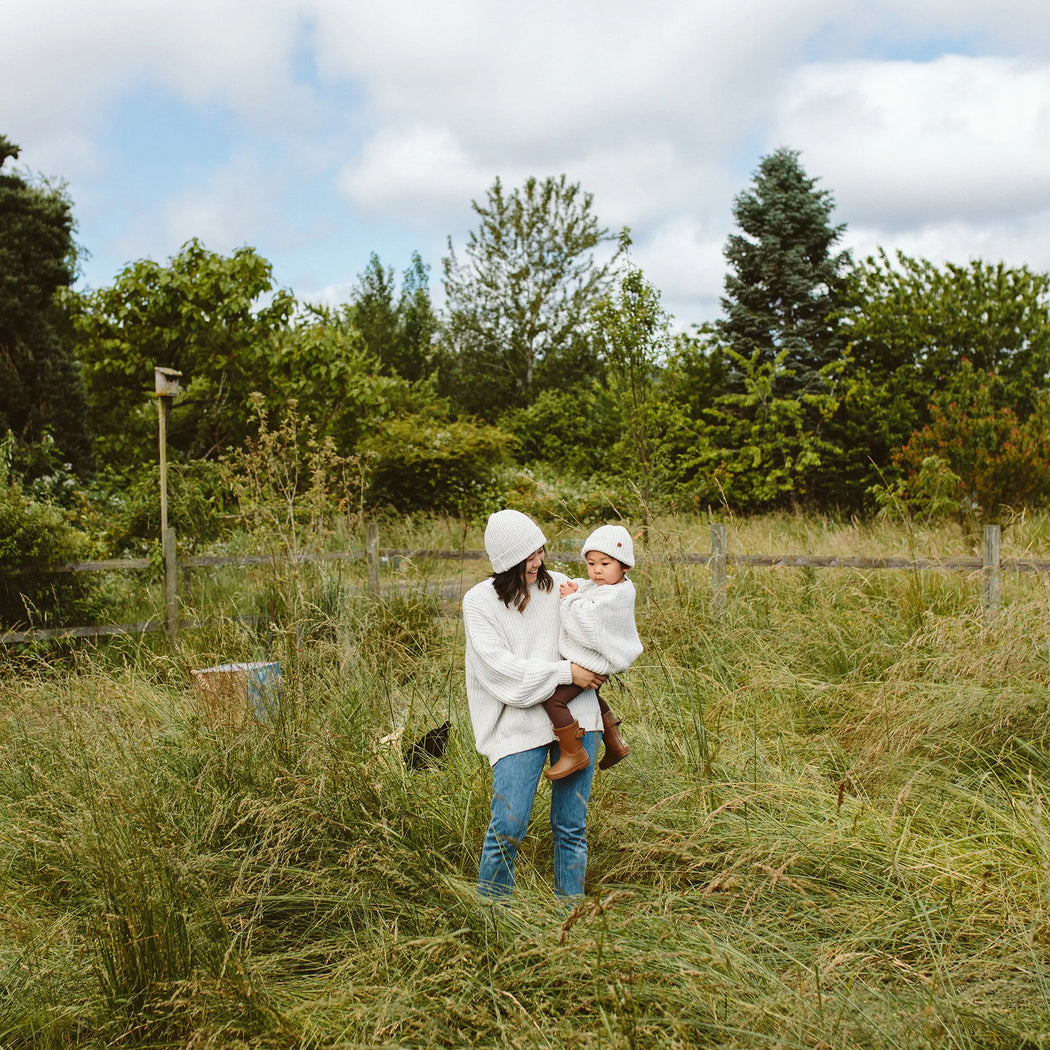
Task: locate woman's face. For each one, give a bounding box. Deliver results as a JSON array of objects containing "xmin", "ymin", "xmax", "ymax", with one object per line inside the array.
[{"xmin": 524, "ymin": 547, "xmax": 545, "ymax": 585}]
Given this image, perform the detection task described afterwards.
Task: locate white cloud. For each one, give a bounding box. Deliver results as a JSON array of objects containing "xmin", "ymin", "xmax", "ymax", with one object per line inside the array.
[
  {"xmin": 337, "ymin": 126, "xmax": 500, "ymax": 228},
  {"xmin": 633, "ymin": 216, "xmax": 727, "ymax": 330},
  {"xmin": 308, "ymin": 0, "xmax": 827, "ymax": 157},
  {"xmin": 844, "ymin": 213, "xmax": 1050, "ymax": 273},
  {"xmin": 0, "ymin": 0, "xmax": 313, "ymax": 173},
  {"xmin": 161, "ymin": 165, "xmax": 274, "ymax": 254},
  {"xmin": 777, "ymin": 55, "xmax": 1050, "ymax": 228},
  {"xmin": 6, "ymin": 0, "xmax": 1050, "ymax": 328}
]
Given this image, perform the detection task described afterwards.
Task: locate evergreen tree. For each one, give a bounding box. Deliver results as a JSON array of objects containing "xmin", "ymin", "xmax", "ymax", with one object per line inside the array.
[
  {"xmin": 395, "ymin": 252, "xmax": 437, "ymax": 383},
  {"xmin": 718, "ymin": 148, "xmax": 851, "ymax": 399},
  {"xmin": 349, "ymin": 253, "xmax": 398, "ymax": 371},
  {"xmin": 0, "ymin": 135, "xmax": 90, "ymax": 475},
  {"xmin": 347, "ymin": 251, "xmax": 436, "ymax": 382}
]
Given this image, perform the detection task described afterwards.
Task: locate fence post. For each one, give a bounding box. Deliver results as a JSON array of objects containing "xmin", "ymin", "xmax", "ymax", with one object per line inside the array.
[
  {"xmin": 366, "ymin": 522, "xmax": 380, "ymax": 596},
  {"xmin": 163, "ymin": 525, "xmax": 178, "ymax": 641},
  {"xmin": 711, "ymin": 523, "xmax": 727, "ymax": 618},
  {"xmin": 982, "ymin": 523, "xmax": 1001, "ymax": 624}
]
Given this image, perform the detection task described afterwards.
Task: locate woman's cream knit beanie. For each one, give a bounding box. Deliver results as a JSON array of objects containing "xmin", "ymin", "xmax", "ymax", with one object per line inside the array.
[{"xmin": 484, "ymin": 510, "xmax": 547, "ymax": 573}]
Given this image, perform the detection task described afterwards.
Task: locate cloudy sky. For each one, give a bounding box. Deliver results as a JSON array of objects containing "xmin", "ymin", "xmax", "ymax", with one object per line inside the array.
[{"xmin": 3, "ymin": 1, "xmax": 1050, "ymax": 329}]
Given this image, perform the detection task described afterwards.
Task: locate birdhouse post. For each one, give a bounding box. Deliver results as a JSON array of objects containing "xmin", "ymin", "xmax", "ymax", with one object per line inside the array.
[{"xmin": 155, "ymin": 366, "xmax": 183, "ymax": 642}]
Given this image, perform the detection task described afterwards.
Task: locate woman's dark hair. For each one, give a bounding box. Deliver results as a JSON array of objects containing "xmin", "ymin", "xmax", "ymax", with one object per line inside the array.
[{"xmin": 492, "ymin": 553, "xmax": 553, "ymax": 611}]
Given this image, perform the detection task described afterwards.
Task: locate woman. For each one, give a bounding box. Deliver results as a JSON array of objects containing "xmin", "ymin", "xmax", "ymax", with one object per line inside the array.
[{"xmin": 463, "ymin": 509, "xmax": 606, "ymax": 898}]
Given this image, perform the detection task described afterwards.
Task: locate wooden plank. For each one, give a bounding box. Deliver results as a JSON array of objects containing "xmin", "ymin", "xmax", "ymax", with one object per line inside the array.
[
  {"xmin": 732, "ymin": 553, "xmax": 984, "ymax": 570},
  {"xmin": 1, "ymin": 614, "xmax": 264, "ymax": 646},
  {"xmin": 0, "ymin": 557, "xmax": 151, "ymax": 575},
  {"xmin": 182, "ymin": 550, "xmax": 366, "ymax": 568},
  {"xmin": 380, "ymin": 548, "xmax": 490, "ymax": 561},
  {"xmin": 7, "ymin": 527, "xmax": 1050, "ymax": 648},
  {"xmin": 1, "ymin": 620, "xmax": 162, "ymax": 643},
  {"xmin": 5, "ymin": 549, "xmax": 1050, "ymax": 576}
]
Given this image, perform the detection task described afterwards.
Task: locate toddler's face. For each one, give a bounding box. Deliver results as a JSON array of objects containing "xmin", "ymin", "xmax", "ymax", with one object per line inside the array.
[{"xmin": 584, "ymin": 550, "xmax": 626, "ymax": 586}]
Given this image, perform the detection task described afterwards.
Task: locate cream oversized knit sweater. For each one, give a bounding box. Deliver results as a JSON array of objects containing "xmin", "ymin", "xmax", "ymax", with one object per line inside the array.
[
  {"xmin": 559, "ymin": 577, "xmax": 643, "ymax": 676},
  {"xmin": 463, "ymin": 571, "xmax": 603, "ymax": 766}
]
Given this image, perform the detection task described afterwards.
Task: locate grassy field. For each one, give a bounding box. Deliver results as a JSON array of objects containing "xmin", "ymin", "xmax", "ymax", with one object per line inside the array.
[{"xmin": 3, "ymin": 512, "xmax": 1050, "ymax": 1048}]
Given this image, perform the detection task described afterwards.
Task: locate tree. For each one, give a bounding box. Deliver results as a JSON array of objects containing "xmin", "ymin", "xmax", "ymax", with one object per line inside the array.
[
  {"xmin": 266, "ymin": 305, "xmax": 438, "ymax": 455},
  {"xmin": 394, "ymin": 251, "xmax": 437, "ymax": 382},
  {"xmin": 591, "ymin": 244, "xmax": 672, "ymax": 523},
  {"xmin": 346, "ymin": 251, "xmax": 436, "ymax": 382},
  {"xmin": 442, "ymin": 175, "xmax": 621, "ymax": 417},
  {"xmin": 718, "ymin": 148, "xmax": 851, "ymax": 400},
  {"xmin": 843, "ymin": 251, "xmax": 1050, "ymax": 406},
  {"xmin": 349, "ymin": 253, "xmax": 398, "ymax": 372},
  {"xmin": 890, "ymin": 362, "xmax": 1050, "ymax": 525},
  {"xmin": 694, "ymin": 349, "xmax": 840, "ymax": 511},
  {"xmin": 826, "ymin": 251, "xmax": 1050, "ymax": 509},
  {"xmin": 72, "ymin": 239, "xmax": 296, "ymax": 467},
  {"xmin": 0, "ymin": 135, "xmax": 90, "ymax": 475}
]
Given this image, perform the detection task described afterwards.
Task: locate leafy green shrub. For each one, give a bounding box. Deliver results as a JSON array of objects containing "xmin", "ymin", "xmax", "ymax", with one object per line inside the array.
[
  {"xmin": 11, "ymin": 432, "xmax": 82, "ymax": 508},
  {"xmin": 500, "ymin": 467, "xmax": 633, "ymax": 527},
  {"xmin": 501, "ymin": 385, "xmax": 621, "ymax": 475},
  {"xmin": 0, "ymin": 438, "xmax": 105, "ymax": 629},
  {"xmin": 365, "ymin": 414, "xmax": 514, "ymax": 514},
  {"xmin": 84, "ymin": 458, "xmax": 233, "ymax": 555},
  {"xmin": 893, "ymin": 363, "xmax": 1050, "ymax": 523}
]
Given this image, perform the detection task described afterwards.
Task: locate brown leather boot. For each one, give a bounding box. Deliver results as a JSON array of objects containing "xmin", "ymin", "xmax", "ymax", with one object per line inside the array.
[
  {"xmin": 598, "ymin": 712, "xmax": 630, "ymax": 770},
  {"xmin": 545, "ymin": 720, "xmax": 590, "ymax": 781}
]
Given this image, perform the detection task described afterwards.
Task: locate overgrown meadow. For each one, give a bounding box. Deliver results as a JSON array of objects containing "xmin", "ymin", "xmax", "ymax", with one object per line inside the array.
[{"xmin": 3, "ymin": 513, "xmax": 1050, "ymax": 1049}]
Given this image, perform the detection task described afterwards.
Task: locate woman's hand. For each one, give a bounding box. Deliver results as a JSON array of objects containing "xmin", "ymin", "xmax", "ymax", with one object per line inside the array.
[{"xmin": 570, "ymin": 663, "xmax": 606, "ymax": 690}]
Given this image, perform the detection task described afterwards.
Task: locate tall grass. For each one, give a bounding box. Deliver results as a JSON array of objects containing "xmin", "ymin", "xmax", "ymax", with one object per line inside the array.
[{"xmin": 3, "ymin": 513, "xmax": 1050, "ymax": 1047}]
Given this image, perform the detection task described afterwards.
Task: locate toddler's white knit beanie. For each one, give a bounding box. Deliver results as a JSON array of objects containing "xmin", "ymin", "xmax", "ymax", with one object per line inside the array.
[
  {"xmin": 582, "ymin": 524, "xmax": 635, "ymax": 568},
  {"xmin": 485, "ymin": 510, "xmax": 547, "ymax": 573}
]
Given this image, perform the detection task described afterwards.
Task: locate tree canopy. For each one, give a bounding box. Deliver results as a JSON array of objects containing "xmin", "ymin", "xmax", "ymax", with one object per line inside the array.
[
  {"xmin": 0, "ymin": 134, "xmax": 90, "ymax": 474},
  {"xmin": 72, "ymin": 239, "xmax": 296, "ymax": 466},
  {"xmin": 718, "ymin": 147, "xmax": 851, "ymax": 399},
  {"xmin": 11, "ymin": 137, "xmax": 1050, "ymax": 539},
  {"xmin": 345, "ymin": 251, "xmax": 436, "ymax": 382},
  {"xmin": 442, "ymin": 175, "xmax": 622, "ymax": 417},
  {"xmin": 825, "ymin": 251, "xmax": 1050, "ymax": 508}
]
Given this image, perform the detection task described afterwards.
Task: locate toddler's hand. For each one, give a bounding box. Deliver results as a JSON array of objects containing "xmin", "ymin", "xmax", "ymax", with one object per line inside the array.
[{"xmin": 560, "ymin": 580, "xmax": 578, "ymax": 597}]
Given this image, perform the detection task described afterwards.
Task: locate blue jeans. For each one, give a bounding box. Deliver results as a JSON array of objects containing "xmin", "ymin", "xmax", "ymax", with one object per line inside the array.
[{"xmin": 478, "ymin": 731, "xmax": 598, "ymax": 898}]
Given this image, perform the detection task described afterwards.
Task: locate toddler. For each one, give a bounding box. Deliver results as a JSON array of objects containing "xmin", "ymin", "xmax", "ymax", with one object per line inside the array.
[{"xmin": 544, "ymin": 524, "xmax": 643, "ymax": 780}]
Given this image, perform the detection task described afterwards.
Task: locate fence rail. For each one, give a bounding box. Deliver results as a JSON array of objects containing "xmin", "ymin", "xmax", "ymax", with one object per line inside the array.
[{"xmin": 0, "ymin": 523, "xmax": 1030, "ymax": 645}]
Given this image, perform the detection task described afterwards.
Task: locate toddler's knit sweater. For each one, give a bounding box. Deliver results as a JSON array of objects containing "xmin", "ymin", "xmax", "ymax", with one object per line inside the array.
[{"xmin": 559, "ymin": 577, "xmax": 643, "ymax": 676}]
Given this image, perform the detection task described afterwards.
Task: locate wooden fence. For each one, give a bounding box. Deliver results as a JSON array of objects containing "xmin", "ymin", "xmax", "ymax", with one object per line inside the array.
[{"xmin": 0, "ymin": 522, "xmax": 1034, "ymax": 646}]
